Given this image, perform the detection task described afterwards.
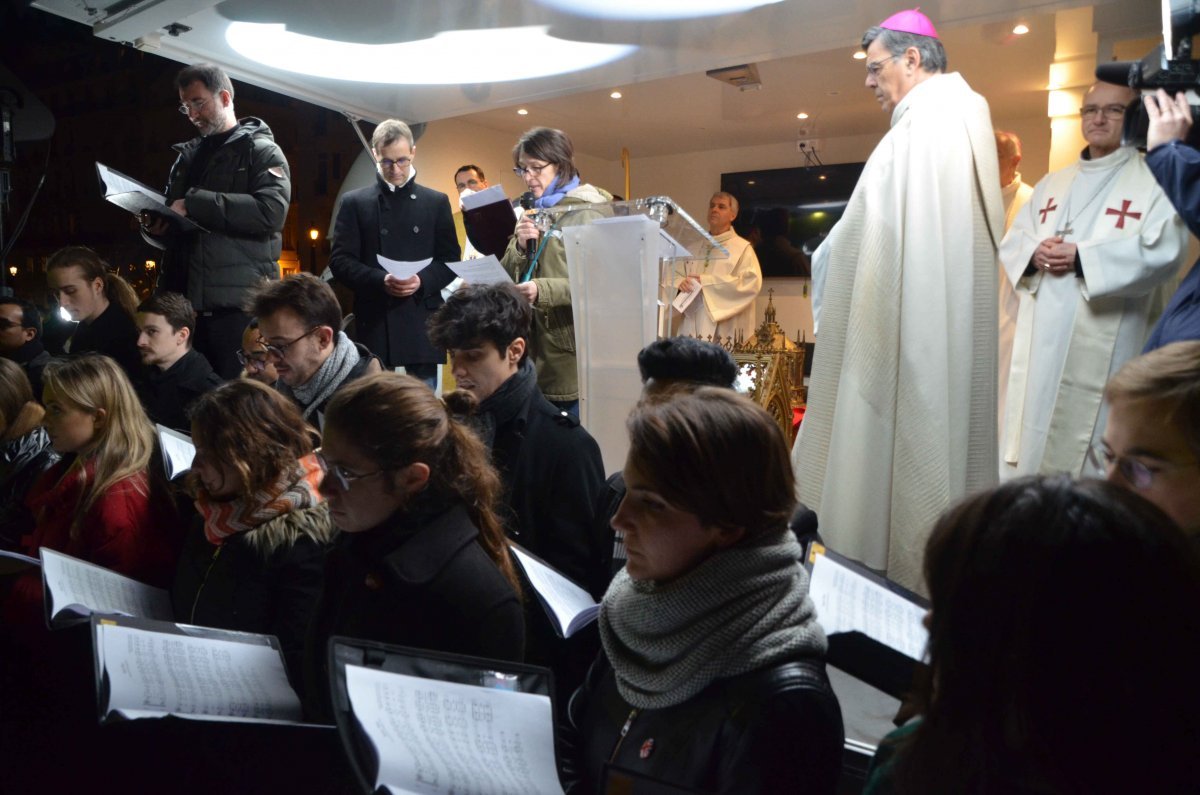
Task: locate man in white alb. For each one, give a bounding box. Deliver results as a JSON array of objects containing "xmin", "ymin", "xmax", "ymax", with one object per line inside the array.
[
  {"xmin": 673, "ymin": 192, "xmax": 763, "ymax": 341},
  {"xmin": 996, "ymin": 130, "xmax": 1036, "ymax": 426},
  {"xmin": 792, "ymin": 8, "xmax": 1004, "ymax": 592},
  {"xmin": 999, "ymin": 81, "xmax": 1188, "ymax": 480}
]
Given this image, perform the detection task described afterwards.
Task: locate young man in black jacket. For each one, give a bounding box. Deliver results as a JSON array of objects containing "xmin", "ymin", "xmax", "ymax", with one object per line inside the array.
[{"xmin": 134, "ymin": 292, "xmax": 223, "ymax": 433}]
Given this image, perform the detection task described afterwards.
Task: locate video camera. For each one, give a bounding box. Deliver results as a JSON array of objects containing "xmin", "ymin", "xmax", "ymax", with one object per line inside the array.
[{"xmin": 1096, "ymin": 0, "xmax": 1200, "ymax": 148}]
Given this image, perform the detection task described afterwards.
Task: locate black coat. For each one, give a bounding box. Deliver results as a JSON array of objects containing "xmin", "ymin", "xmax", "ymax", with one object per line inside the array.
[
  {"xmin": 328, "ymin": 174, "xmax": 460, "ymax": 367},
  {"xmin": 561, "ymin": 654, "xmax": 844, "ymax": 795},
  {"xmin": 0, "ymin": 426, "xmax": 59, "ymax": 550},
  {"xmin": 135, "ymin": 348, "xmax": 223, "ymax": 433},
  {"xmin": 171, "ymin": 503, "xmax": 335, "ymax": 676},
  {"xmin": 5, "ymin": 341, "xmax": 51, "ymax": 400},
  {"xmin": 68, "ymin": 302, "xmax": 140, "ymax": 376},
  {"xmin": 302, "ymin": 500, "xmax": 524, "ymax": 720}
]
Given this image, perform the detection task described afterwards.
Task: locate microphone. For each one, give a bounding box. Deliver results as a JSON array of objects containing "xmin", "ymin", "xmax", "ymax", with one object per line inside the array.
[{"xmin": 520, "ymin": 191, "xmax": 536, "ymax": 260}]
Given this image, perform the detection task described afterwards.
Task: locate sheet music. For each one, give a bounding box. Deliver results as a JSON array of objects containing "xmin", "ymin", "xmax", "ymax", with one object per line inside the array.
[
  {"xmin": 41, "ymin": 548, "xmax": 173, "ymax": 622},
  {"xmin": 808, "ymin": 553, "xmax": 928, "ymax": 661},
  {"xmin": 157, "ymin": 424, "xmax": 196, "ymax": 479},
  {"xmin": 377, "ymin": 255, "xmax": 432, "ymax": 280},
  {"xmin": 97, "ymin": 161, "xmax": 166, "ymax": 201},
  {"xmin": 99, "ymin": 623, "xmax": 305, "ymax": 724},
  {"xmin": 511, "ymin": 546, "xmax": 597, "ymax": 637},
  {"xmin": 345, "ymin": 664, "xmax": 561, "ymax": 795},
  {"xmin": 446, "ymin": 254, "xmax": 514, "ymax": 286},
  {"xmin": 460, "ymin": 185, "xmax": 509, "ymax": 212}
]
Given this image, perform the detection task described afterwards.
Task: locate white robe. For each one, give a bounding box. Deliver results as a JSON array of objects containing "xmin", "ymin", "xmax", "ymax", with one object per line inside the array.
[
  {"xmin": 997, "ymin": 176, "xmax": 1035, "ymax": 430},
  {"xmin": 999, "ymin": 147, "xmax": 1187, "ymax": 480},
  {"xmin": 791, "ymin": 73, "xmax": 1004, "ymax": 593},
  {"xmin": 672, "ymin": 229, "xmax": 763, "ymax": 341}
]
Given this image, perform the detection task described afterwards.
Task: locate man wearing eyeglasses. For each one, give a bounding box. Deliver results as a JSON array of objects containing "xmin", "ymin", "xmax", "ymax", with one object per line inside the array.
[
  {"xmin": 0, "ymin": 297, "xmax": 51, "ymax": 399},
  {"xmin": 793, "ymin": 8, "xmax": 1005, "ymax": 593},
  {"xmin": 329, "ymin": 119, "xmax": 459, "ymax": 388},
  {"xmin": 140, "ymin": 63, "xmax": 291, "ymax": 383},
  {"xmin": 999, "ymin": 80, "xmax": 1188, "ymax": 483}
]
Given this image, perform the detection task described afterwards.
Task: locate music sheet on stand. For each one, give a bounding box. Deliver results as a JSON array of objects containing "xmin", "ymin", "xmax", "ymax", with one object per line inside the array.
[
  {"xmin": 98, "ymin": 623, "xmax": 305, "ymax": 725},
  {"xmin": 345, "ymin": 664, "xmax": 562, "ymax": 795},
  {"xmin": 808, "ymin": 554, "xmax": 928, "ymax": 661}
]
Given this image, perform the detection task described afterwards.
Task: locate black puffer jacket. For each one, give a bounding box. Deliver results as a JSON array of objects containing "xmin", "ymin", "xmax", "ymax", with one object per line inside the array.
[
  {"xmin": 561, "ymin": 654, "xmax": 844, "ymax": 795},
  {"xmin": 0, "ymin": 426, "xmax": 59, "ymax": 550}
]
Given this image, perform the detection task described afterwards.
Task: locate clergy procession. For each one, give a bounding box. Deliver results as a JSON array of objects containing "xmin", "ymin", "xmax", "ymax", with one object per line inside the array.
[{"xmin": 2, "ymin": 3, "xmax": 1200, "ymax": 794}]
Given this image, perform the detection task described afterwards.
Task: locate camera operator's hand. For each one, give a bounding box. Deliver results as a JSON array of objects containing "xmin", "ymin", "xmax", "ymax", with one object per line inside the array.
[{"xmin": 1145, "ymin": 89, "xmax": 1193, "ymax": 151}]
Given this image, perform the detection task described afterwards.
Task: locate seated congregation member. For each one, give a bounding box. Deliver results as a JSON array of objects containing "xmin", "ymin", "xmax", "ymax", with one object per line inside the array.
[
  {"xmin": 173, "ymin": 380, "xmax": 335, "ymax": 671},
  {"xmin": 0, "ymin": 360, "xmax": 58, "ymax": 550},
  {"xmin": 428, "ymin": 282, "xmax": 605, "ymax": 589},
  {"xmin": 0, "ymin": 297, "xmax": 52, "ymax": 398},
  {"xmin": 303, "ymin": 373, "xmax": 525, "ymax": 719},
  {"xmin": 500, "ymin": 127, "xmax": 613, "ymax": 415},
  {"xmin": 247, "ymin": 273, "xmax": 381, "ymax": 426},
  {"xmin": 864, "ymin": 477, "xmax": 1200, "ymax": 794},
  {"xmin": 562, "ymin": 388, "xmax": 843, "ymax": 795},
  {"xmin": 5, "ymin": 355, "xmax": 178, "ymax": 627},
  {"xmin": 45, "ymin": 245, "xmax": 141, "ymax": 375},
  {"xmin": 238, "ymin": 317, "xmax": 278, "ymax": 384},
  {"xmin": 1098, "ymin": 340, "xmax": 1200, "ymax": 535},
  {"xmin": 134, "ymin": 292, "xmax": 223, "ymax": 432}
]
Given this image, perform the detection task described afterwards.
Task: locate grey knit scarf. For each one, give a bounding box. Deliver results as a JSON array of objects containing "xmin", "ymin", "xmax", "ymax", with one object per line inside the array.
[
  {"xmin": 599, "ymin": 529, "xmax": 827, "ymax": 710},
  {"xmin": 280, "ymin": 331, "xmax": 361, "ymax": 421}
]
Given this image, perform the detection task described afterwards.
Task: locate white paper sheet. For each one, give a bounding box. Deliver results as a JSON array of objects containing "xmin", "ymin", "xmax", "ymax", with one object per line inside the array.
[
  {"xmin": 345, "ymin": 664, "xmax": 562, "ymax": 795},
  {"xmin": 157, "ymin": 424, "xmax": 196, "ymax": 479},
  {"xmin": 808, "ymin": 553, "xmax": 929, "ymax": 662},
  {"xmin": 97, "ymin": 161, "xmax": 166, "ymax": 201},
  {"xmin": 41, "ymin": 548, "xmax": 173, "ymax": 623},
  {"xmin": 377, "ymin": 256, "xmax": 433, "ymax": 280},
  {"xmin": 460, "ymin": 185, "xmax": 508, "ymax": 212},
  {"xmin": 671, "ymin": 284, "xmax": 701, "ymax": 313},
  {"xmin": 99, "ymin": 623, "xmax": 305, "ymax": 724},
  {"xmin": 511, "ymin": 547, "xmax": 597, "ymax": 638},
  {"xmin": 446, "ymin": 254, "xmax": 514, "ymax": 286}
]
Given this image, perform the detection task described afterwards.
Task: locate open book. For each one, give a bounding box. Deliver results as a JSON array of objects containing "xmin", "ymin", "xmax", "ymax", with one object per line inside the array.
[
  {"xmin": 805, "ymin": 544, "xmax": 930, "ymax": 699},
  {"xmin": 95, "ymin": 162, "xmax": 205, "ymax": 233},
  {"xmin": 91, "ymin": 615, "xmax": 314, "ymax": 726},
  {"xmin": 511, "ymin": 545, "xmax": 599, "ymax": 638},
  {"xmin": 40, "ymin": 548, "xmax": 173, "ymax": 629},
  {"xmin": 329, "ymin": 638, "xmax": 559, "ymax": 795},
  {"xmin": 157, "ymin": 424, "xmax": 196, "ymax": 480}
]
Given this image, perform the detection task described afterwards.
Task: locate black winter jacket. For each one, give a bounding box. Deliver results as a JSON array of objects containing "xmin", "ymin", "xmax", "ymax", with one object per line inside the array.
[
  {"xmin": 561, "ymin": 654, "xmax": 844, "ymax": 795},
  {"xmin": 0, "ymin": 427, "xmax": 59, "ymax": 550},
  {"xmin": 149, "ymin": 117, "xmax": 291, "ymax": 311},
  {"xmin": 68, "ymin": 302, "xmax": 140, "ymax": 377},
  {"xmin": 135, "ymin": 348, "xmax": 223, "ymax": 433}
]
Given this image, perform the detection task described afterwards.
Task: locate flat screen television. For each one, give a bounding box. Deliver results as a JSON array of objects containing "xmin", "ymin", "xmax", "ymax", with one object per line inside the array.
[{"xmin": 721, "ymin": 162, "xmax": 865, "ymax": 278}]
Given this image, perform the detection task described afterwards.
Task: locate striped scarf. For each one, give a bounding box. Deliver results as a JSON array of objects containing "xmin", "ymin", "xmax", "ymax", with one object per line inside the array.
[{"xmin": 196, "ymin": 453, "xmax": 325, "ymax": 545}]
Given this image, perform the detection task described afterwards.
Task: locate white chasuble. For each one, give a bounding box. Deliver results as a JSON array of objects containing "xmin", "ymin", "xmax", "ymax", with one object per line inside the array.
[
  {"xmin": 672, "ymin": 230, "xmax": 763, "ymax": 341},
  {"xmin": 998, "ymin": 177, "xmax": 1036, "ymax": 432},
  {"xmin": 791, "ymin": 73, "xmax": 1004, "ymax": 593},
  {"xmin": 999, "ymin": 147, "xmax": 1187, "ymax": 480}
]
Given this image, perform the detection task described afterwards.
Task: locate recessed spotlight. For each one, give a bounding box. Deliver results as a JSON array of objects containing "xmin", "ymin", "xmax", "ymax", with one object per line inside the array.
[
  {"xmin": 818, "ymin": 175, "xmax": 827, "ymax": 180},
  {"xmin": 853, "ymin": 51, "xmax": 866, "ymax": 60},
  {"xmin": 1012, "ymin": 23, "xmax": 1029, "ymax": 35},
  {"xmin": 796, "ymin": 112, "xmax": 809, "ymax": 120},
  {"xmin": 517, "ymin": 108, "xmax": 529, "ymax": 115},
  {"xmin": 610, "ymin": 91, "xmax": 622, "ymax": 99}
]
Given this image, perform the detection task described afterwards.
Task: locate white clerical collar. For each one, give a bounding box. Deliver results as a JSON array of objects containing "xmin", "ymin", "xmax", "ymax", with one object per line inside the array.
[
  {"xmin": 1078, "ymin": 146, "xmax": 1134, "ymax": 173},
  {"xmin": 710, "ymin": 228, "xmax": 735, "ymax": 242},
  {"xmin": 1002, "ymin": 174, "xmax": 1023, "ymax": 201},
  {"xmin": 379, "ymin": 165, "xmax": 418, "ymax": 192}
]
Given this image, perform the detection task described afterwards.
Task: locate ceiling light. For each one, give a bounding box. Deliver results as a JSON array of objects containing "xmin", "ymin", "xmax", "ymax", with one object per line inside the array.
[
  {"xmin": 747, "ymin": 180, "xmax": 756, "ymax": 185},
  {"xmin": 226, "ymin": 23, "xmax": 636, "ymax": 84},
  {"xmin": 517, "ymin": 108, "xmax": 529, "ymax": 115},
  {"xmin": 610, "ymin": 91, "xmax": 623, "ymax": 99},
  {"xmin": 853, "ymin": 51, "xmax": 867, "ymax": 60},
  {"xmin": 818, "ymin": 175, "xmax": 827, "ymax": 180},
  {"xmin": 532, "ymin": 0, "xmax": 783, "ymax": 20},
  {"xmin": 1012, "ymin": 23, "xmax": 1030, "ymax": 35},
  {"xmin": 796, "ymin": 112, "xmax": 809, "ymax": 119}
]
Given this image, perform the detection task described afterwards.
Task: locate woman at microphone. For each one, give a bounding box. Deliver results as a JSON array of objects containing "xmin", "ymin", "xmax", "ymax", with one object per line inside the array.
[{"xmin": 500, "ymin": 127, "xmax": 612, "ymax": 416}]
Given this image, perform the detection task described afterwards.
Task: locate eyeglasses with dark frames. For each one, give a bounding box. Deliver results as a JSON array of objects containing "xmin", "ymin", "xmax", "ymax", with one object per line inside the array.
[{"xmin": 259, "ymin": 327, "xmax": 322, "ymax": 359}]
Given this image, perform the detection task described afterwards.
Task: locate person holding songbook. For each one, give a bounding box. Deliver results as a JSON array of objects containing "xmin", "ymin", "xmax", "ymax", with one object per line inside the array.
[
  {"xmin": 863, "ymin": 476, "xmax": 1200, "ymax": 794},
  {"xmin": 561, "ymin": 388, "xmax": 843, "ymax": 794},
  {"xmin": 301, "ymin": 372, "xmax": 525, "ymax": 719},
  {"xmin": 173, "ymin": 380, "xmax": 335, "ymax": 673}
]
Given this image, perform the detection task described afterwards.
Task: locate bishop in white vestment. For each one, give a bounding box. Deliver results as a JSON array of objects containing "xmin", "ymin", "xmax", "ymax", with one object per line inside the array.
[
  {"xmin": 673, "ymin": 192, "xmax": 763, "ymax": 341},
  {"xmin": 793, "ymin": 12, "xmax": 1004, "ymax": 592},
  {"xmin": 999, "ymin": 82, "xmax": 1188, "ymax": 480}
]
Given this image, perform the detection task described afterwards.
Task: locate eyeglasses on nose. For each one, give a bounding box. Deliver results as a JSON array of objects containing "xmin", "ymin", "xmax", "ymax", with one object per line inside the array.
[
  {"xmin": 178, "ymin": 97, "xmax": 212, "ymax": 116},
  {"xmin": 379, "ymin": 157, "xmax": 412, "ymax": 170},
  {"xmin": 865, "ymin": 54, "xmax": 900, "ymax": 77},
  {"xmin": 1079, "ymin": 104, "xmax": 1127, "ymax": 120},
  {"xmin": 513, "ymin": 163, "xmax": 551, "ymax": 177},
  {"xmin": 235, "ymin": 348, "xmax": 270, "ymax": 369},
  {"xmin": 259, "ymin": 327, "xmax": 321, "ymax": 359},
  {"xmin": 316, "ymin": 451, "xmax": 386, "ymax": 491}
]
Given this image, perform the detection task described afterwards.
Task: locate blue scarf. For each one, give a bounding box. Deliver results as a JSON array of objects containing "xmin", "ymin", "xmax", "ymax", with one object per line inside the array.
[{"xmin": 533, "ymin": 174, "xmax": 580, "ymax": 208}]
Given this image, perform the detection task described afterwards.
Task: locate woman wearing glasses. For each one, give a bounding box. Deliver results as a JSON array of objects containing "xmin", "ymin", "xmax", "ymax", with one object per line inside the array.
[
  {"xmin": 501, "ymin": 127, "xmax": 613, "ymax": 416},
  {"xmin": 237, "ymin": 318, "xmax": 279, "ymax": 385},
  {"xmin": 173, "ymin": 379, "xmax": 334, "ymax": 673},
  {"xmin": 301, "ymin": 372, "xmax": 525, "ymax": 720}
]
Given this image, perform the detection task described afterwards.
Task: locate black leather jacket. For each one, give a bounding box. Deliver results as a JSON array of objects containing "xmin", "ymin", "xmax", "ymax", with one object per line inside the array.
[{"xmin": 561, "ymin": 654, "xmax": 844, "ymax": 795}]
